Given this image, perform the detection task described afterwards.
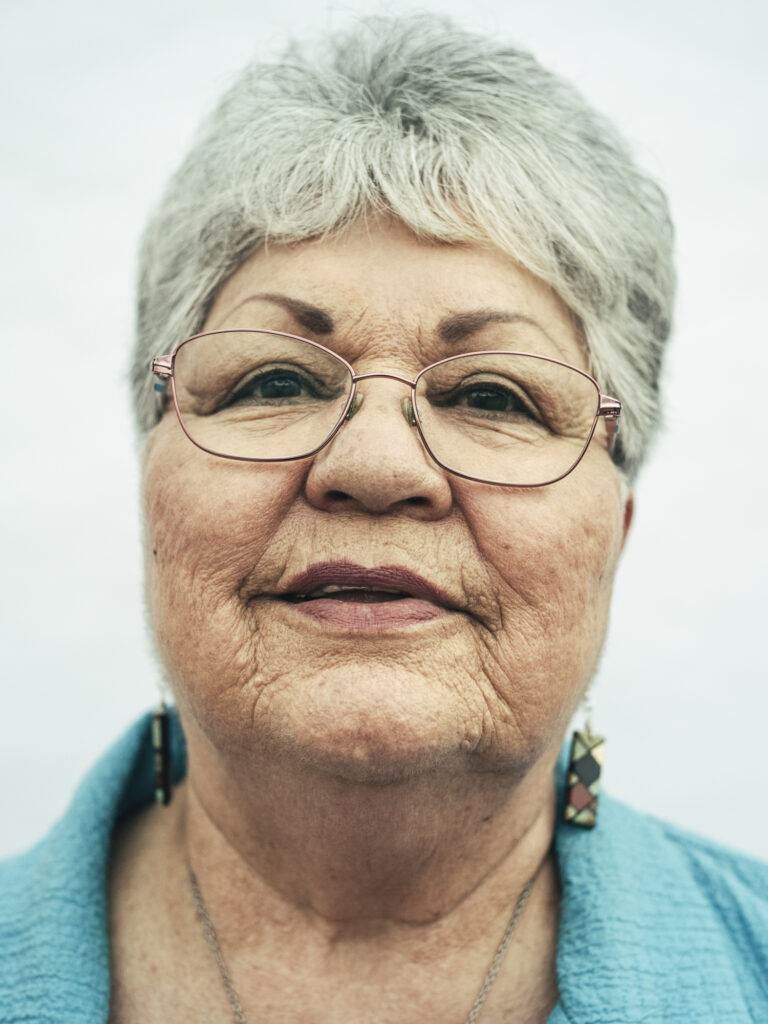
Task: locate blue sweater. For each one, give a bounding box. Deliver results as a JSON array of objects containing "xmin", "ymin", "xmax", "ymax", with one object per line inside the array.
[{"xmin": 1, "ymin": 712, "xmax": 767, "ymax": 1022}]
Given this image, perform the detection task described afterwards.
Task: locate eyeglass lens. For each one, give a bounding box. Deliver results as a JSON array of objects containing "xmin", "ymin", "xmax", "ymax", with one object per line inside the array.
[{"xmin": 171, "ymin": 331, "xmax": 600, "ymax": 485}]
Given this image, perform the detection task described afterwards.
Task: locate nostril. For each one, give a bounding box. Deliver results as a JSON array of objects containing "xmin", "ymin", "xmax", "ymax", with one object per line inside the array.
[{"xmin": 323, "ymin": 489, "xmax": 429, "ymax": 511}]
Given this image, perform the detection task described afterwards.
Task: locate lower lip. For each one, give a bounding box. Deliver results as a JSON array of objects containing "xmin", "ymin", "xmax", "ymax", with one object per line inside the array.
[{"xmin": 282, "ymin": 597, "xmax": 447, "ymax": 630}]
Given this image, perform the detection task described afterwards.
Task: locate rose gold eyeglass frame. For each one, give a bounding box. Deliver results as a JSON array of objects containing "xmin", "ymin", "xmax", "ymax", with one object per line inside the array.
[{"xmin": 152, "ymin": 328, "xmax": 622, "ymax": 488}]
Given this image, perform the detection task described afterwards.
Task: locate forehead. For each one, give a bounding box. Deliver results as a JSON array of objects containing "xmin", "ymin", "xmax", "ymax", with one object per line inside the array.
[{"xmin": 205, "ymin": 219, "xmax": 586, "ymax": 369}]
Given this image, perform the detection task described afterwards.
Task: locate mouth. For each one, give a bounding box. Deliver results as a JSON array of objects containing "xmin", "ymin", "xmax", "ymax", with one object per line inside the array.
[
  {"xmin": 286, "ymin": 584, "xmax": 414, "ymax": 604},
  {"xmin": 279, "ymin": 562, "xmax": 458, "ymax": 607},
  {"xmin": 271, "ymin": 562, "xmax": 461, "ymax": 629}
]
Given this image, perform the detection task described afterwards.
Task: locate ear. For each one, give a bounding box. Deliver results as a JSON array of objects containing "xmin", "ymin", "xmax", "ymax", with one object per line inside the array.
[{"xmin": 620, "ymin": 491, "xmax": 634, "ymax": 552}]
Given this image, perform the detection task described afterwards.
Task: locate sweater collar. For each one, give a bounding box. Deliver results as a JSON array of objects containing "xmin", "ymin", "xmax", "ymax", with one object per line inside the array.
[{"xmin": 2, "ymin": 712, "xmax": 752, "ymax": 1022}]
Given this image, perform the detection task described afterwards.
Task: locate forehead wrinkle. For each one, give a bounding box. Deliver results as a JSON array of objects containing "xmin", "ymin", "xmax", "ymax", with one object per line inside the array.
[
  {"xmin": 325, "ymin": 303, "xmax": 431, "ymax": 367},
  {"xmin": 211, "ymin": 286, "xmax": 579, "ymax": 368}
]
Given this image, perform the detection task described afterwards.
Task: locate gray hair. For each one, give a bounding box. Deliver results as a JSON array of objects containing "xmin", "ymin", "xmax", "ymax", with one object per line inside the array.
[{"xmin": 132, "ymin": 14, "xmax": 675, "ymax": 481}]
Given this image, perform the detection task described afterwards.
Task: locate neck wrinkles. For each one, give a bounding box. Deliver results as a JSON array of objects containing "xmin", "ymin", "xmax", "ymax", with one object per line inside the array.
[{"xmin": 174, "ymin": 717, "xmax": 561, "ymax": 946}]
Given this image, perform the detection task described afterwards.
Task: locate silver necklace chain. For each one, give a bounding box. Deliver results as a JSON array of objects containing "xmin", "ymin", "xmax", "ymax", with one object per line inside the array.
[
  {"xmin": 188, "ymin": 867, "xmax": 247, "ymax": 1024},
  {"xmin": 188, "ymin": 855, "xmax": 545, "ymax": 1024}
]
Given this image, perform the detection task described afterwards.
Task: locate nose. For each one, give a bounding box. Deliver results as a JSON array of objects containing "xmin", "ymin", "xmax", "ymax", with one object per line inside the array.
[{"xmin": 304, "ymin": 378, "xmax": 453, "ymax": 518}]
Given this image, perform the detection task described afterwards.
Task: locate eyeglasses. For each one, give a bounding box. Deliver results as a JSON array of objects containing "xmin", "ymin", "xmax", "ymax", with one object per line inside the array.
[{"xmin": 152, "ymin": 329, "xmax": 621, "ymax": 487}]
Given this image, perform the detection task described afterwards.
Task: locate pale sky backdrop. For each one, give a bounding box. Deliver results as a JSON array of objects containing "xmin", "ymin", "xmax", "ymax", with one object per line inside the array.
[{"xmin": 1, "ymin": 0, "xmax": 766, "ymax": 860}]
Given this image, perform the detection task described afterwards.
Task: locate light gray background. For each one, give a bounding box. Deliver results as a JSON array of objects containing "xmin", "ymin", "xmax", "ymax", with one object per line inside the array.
[{"xmin": 1, "ymin": 0, "xmax": 766, "ymax": 860}]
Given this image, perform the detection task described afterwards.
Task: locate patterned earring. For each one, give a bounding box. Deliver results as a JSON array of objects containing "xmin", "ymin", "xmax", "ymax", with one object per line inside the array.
[
  {"xmin": 152, "ymin": 701, "xmax": 172, "ymax": 806},
  {"xmin": 563, "ymin": 717, "xmax": 605, "ymax": 828}
]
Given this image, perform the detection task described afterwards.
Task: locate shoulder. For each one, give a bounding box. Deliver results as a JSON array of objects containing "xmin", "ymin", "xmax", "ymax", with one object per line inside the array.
[
  {"xmin": 0, "ymin": 818, "xmax": 110, "ymax": 1021},
  {"xmin": 0, "ymin": 711, "xmax": 184, "ymax": 1022},
  {"xmin": 597, "ymin": 792, "xmax": 768, "ymax": 933},
  {"xmin": 554, "ymin": 789, "xmax": 768, "ymax": 1021},
  {"xmin": 0, "ymin": 840, "xmax": 48, "ymax": 965},
  {"xmin": 653, "ymin": 811, "xmax": 768, "ymax": 935},
  {"xmin": 607, "ymin": 792, "xmax": 768, "ymax": 903}
]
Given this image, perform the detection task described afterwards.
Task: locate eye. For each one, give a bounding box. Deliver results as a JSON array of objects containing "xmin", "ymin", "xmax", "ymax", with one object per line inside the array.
[
  {"xmin": 245, "ymin": 370, "xmax": 303, "ymax": 400},
  {"xmin": 457, "ymin": 384, "xmax": 531, "ymax": 415},
  {"xmin": 432, "ymin": 377, "xmax": 540, "ymax": 421},
  {"xmin": 224, "ymin": 367, "xmax": 321, "ymax": 407}
]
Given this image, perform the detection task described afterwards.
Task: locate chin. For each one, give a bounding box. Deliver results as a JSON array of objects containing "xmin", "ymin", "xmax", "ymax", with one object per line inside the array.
[
  {"xmin": 260, "ymin": 667, "xmax": 469, "ymax": 784},
  {"xmin": 292, "ymin": 730, "xmax": 459, "ymax": 785}
]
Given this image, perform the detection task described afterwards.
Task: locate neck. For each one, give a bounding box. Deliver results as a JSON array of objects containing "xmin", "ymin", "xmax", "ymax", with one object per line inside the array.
[{"xmin": 175, "ymin": 713, "xmax": 561, "ymax": 933}]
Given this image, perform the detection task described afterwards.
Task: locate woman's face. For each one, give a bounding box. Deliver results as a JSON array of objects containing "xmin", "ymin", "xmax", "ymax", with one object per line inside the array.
[{"xmin": 144, "ymin": 219, "xmax": 630, "ymax": 783}]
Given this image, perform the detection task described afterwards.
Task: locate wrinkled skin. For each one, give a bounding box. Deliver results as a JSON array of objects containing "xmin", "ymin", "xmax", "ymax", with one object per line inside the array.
[
  {"xmin": 108, "ymin": 218, "xmax": 634, "ymax": 1024},
  {"xmin": 144, "ymin": 219, "xmax": 630, "ymax": 792}
]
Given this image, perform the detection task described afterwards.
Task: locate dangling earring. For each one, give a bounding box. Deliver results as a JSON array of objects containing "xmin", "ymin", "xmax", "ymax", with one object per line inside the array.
[
  {"xmin": 563, "ymin": 704, "xmax": 605, "ymax": 828},
  {"xmin": 152, "ymin": 700, "xmax": 172, "ymax": 806}
]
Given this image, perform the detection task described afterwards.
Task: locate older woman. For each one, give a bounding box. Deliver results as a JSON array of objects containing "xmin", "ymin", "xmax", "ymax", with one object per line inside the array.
[{"xmin": 2, "ymin": 14, "xmax": 767, "ymax": 1024}]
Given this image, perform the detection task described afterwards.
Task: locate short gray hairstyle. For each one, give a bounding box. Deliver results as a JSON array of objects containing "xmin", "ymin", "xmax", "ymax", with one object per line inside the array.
[{"xmin": 133, "ymin": 14, "xmax": 675, "ymax": 481}]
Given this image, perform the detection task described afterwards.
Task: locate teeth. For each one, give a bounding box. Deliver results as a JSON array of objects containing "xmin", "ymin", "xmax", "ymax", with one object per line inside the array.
[{"xmin": 300, "ymin": 584, "xmax": 407, "ymax": 599}]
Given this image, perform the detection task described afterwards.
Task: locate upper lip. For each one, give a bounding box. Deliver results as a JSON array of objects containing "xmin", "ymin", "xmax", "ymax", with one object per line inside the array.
[{"xmin": 277, "ymin": 561, "xmax": 462, "ymax": 610}]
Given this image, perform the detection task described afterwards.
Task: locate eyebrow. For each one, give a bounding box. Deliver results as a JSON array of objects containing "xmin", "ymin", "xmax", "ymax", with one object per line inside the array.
[
  {"xmin": 225, "ymin": 293, "xmax": 555, "ymax": 349},
  {"xmin": 238, "ymin": 292, "xmax": 335, "ymax": 335},
  {"xmin": 436, "ymin": 310, "xmax": 549, "ymax": 345}
]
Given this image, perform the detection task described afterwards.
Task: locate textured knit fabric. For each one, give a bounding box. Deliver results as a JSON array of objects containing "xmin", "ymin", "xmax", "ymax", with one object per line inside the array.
[{"xmin": 1, "ymin": 712, "xmax": 767, "ymax": 1023}]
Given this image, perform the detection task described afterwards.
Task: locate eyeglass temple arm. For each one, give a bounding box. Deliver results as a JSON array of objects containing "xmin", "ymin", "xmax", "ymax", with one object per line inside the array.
[
  {"xmin": 598, "ymin": 395, "xmax": 621, "ymax": 453},
  {"xmin": 152, "ymin": 356, "xmax": 173, "ymax": 418}
]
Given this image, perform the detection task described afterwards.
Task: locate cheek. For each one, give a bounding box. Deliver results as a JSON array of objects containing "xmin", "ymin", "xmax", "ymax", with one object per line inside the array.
[
  {"xmin": 454, "ymin": 472, "xmax": 624, "ymax": 751},
  {"xmin": 142, "ymin": 431, "xmax": 305, "ymax": 700},
  {"xmin": 463, "ymin": 478, "xmax": 621, "ymax": 615}
]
